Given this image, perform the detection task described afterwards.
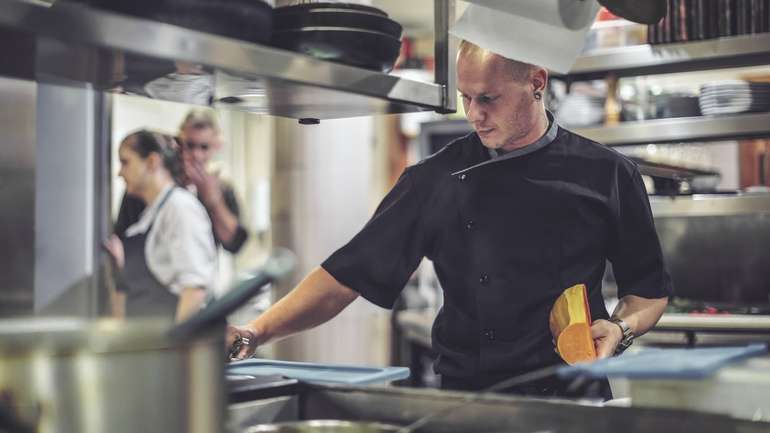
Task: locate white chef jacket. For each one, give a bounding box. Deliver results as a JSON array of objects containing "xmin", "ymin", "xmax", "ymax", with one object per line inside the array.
[{"xmin": 125, "ymin": 185, "xmax": 217, "ymax": 295}]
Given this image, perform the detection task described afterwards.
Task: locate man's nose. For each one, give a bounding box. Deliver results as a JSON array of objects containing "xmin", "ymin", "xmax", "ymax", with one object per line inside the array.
[{"xmin": 466, "ymin": 100, "xmax": 485, "ymax": 123}]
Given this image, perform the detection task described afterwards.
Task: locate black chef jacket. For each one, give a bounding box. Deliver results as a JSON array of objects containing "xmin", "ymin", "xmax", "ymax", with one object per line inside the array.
[{"xmin": 322, "ymin": 115, "xmax": 672, "ymax": 387}]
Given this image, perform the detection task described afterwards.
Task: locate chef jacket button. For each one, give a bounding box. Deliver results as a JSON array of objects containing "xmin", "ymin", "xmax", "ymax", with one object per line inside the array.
[
  {"xmin": 458, "ymin": 173, "xmax": 467, "ymax": 181},
  {"xmin": 479, "ymin": 274, "xmax": 489, "ymax": 284},
  {"xmin": 482, "ymin": 329, "xmax": 495, "ymax": 341},
  {"xmin": 465, "ymin": 220, "xmax": 475, "ymax": 230}
]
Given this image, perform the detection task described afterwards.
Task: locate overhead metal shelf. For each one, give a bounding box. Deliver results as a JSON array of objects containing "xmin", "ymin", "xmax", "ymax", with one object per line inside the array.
[
  {"xmin": 573, "ymin": 112, "xmax": 770, "ymax": 146},
  {"xmin": 0, "ymin": 0, "xmax": 456, "ymax": 119},
  {"xmin": 553, "ymin": 33, "xmax": 770, "ymax": 81}
]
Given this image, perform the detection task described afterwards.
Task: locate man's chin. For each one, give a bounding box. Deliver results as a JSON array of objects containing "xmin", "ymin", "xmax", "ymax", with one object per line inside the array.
[{"xmin": 479, "ymin": 138, "xmax": 502, "ymax": 151}]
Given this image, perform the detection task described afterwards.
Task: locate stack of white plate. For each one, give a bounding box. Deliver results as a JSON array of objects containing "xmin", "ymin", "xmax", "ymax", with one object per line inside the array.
[{"xmin": 698, "ymin": 80, "xmax": 770, "ymax": 115}]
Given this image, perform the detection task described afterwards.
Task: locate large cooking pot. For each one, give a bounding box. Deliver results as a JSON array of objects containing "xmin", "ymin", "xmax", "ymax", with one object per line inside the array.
[
  {"xmin": 0, "ymin": 318, "xmax": 224, "ymax": 433},
  {"xmin": 0, "ymin": 249, "xmax": 295, "ymax": 433}
]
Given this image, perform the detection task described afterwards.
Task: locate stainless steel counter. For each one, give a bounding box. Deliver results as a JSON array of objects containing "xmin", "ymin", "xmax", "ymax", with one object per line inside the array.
[
  {"xmin": 228, "ymin": 381, "xmax": 770, "ymax": 433},
  {"xmin": 656, "ymin": 313, "xmax": 770, "ymax": 332}
]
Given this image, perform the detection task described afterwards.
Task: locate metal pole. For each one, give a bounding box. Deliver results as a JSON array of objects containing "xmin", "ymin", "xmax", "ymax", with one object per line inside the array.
[{"xmin": 434, "ymin": 0, "xmax": 457, "ymax": 114}]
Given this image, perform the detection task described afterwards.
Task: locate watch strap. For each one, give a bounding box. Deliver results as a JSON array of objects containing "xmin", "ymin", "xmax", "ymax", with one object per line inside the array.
[{"xmin": 609, "ymin": 316, "xmax": 634, "ymax": 355}]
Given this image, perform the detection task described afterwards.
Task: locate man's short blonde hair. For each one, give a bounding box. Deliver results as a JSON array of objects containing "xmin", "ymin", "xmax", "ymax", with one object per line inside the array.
[
  {"xmin": 180, "ymin": 109, "xmax": 220, "ymax": 134},
  {"xmin": 458, "ymin": 40, "xmax": 537, "ymax": 82}
]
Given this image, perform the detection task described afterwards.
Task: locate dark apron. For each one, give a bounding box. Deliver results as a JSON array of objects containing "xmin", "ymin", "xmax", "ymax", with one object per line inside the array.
[{"xmin": 122, "ymin": 188, "xmax": 179, "ymax": 321}]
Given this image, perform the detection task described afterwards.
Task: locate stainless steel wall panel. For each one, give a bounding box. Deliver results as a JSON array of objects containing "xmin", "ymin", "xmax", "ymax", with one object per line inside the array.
[
  {"xmin": 34, "ymin": 81, "xmax": 110, "ymax": 316},
  {"xmin": 0, "ymin": 77, "xmax": 35, "ymax": 317}
]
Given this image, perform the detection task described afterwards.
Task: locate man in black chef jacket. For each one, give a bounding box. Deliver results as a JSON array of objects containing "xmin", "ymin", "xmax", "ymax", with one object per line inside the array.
[{"xmin": 228, "ymin": 41, "xmax": 671, "ymax": 399}]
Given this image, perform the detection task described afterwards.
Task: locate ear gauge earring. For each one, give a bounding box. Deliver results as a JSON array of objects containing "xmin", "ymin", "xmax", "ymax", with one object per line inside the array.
[{"xmin": 533, "ymin": 91, "xmax": 543, "ymax": 101}]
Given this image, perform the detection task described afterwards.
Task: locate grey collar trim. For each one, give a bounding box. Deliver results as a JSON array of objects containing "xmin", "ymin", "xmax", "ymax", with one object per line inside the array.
[{"xmin": 451, "ymin": 111, "xmax": 559, "ymax": 177}]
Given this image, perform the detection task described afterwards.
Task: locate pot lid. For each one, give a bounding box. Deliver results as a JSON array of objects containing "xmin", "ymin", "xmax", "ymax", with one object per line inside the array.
[{"xmin": 0, "ymin": 318, "xmax": 219, "ymax": 355}]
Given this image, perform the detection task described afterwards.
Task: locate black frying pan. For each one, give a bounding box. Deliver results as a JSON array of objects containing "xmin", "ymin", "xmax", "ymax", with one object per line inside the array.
[
  {"xmin": 274, "ymin": 2, "xmax": 388, "ymax": 17},
  {"xmin": 274, "ymin": 9, "xmax": 402, "ymax": 39},
  {"xmin": 597, "ymin": 0, "xmax": 667, "ymax": 25},
  {"xmin": 272, "ymin": 27, "xmax": 402, "ymax": 72}
]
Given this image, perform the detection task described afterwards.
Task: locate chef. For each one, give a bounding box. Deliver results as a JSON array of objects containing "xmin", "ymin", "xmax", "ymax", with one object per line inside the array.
[
  {"xmin": 104, "ymin": 130, "xmax": 217, "ymax": 322},
  {"xmin": 227, "ymin": 41, "xmax": 671, "ymax": 398}
]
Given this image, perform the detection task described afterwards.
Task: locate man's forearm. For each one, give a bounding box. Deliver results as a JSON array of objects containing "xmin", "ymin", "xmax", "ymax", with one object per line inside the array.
[
  {"xmin": 248, "ymin": 267, "xmax": 359, "ymax": 346},
  {"xmin": 207, "ymin": 199, "xmax": 241, "ymax": 247},
  {"xmin": 612, "ymin": 294, "xmax": 668, "ymax": 336}
]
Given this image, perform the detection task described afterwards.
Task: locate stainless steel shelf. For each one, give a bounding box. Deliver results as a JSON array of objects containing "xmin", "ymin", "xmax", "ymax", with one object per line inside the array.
[
  {"xmin": 655, "ymin": 313, "xmax": 770, "ymax": 333},
  {"xmin": 554, "ymin": 33, "xmax": 770, "ymax": 80},
  {"xmin": 572, "ymin": 111, "xmax": 770, "ymax": 146},
  {"xmin": 0, "ymin": 0, "xmax": 454, "ymax": 119}
]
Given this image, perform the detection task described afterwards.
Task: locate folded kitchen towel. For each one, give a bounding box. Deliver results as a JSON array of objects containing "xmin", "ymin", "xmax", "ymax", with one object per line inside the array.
[{"xmin": 557, "ymin": 343, "xmax": 768, "ymax": 379}]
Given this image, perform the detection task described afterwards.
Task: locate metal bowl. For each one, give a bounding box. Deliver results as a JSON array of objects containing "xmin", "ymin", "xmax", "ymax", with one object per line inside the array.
[{"xmin": 245, "ymin": 420, "xmax": 403, "ymax": 433}]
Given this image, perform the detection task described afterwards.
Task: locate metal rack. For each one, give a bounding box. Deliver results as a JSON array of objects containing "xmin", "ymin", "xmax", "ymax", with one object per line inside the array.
[
  {"xmin": 0, "ymin": 0, "xmax": 456, "ymax": 120},
  {"xmin": 559, "ymin": 34, "xmax": 770, "ymax": 145},
  {"xmin": 573, "ymin": 111, "xmax": 770, "ymax": 146},
  {"xmin": 553, "ymin": 33, "xmax": 770, "ymax": 81}
]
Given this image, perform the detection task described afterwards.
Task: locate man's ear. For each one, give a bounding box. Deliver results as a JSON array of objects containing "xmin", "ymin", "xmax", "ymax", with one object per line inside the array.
[{"xmin": 532, "ymin": 67, "xmax": 549, "ymax": 93}]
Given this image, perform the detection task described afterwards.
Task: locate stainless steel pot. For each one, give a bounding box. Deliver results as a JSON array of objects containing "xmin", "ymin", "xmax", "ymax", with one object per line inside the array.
[
  {"xmin": 0, "ymin": 249, "xmax": 296, "ymax": 433},
  {"xmin": 246, "ymin": 420, "xmax": 403, "ymax": 433},
  {"xmin": 0, "ymin": 317, "xmax": 225, "ymax": 433}
]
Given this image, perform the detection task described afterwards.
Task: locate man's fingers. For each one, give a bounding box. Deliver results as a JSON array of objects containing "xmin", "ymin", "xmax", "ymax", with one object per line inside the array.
[
  {"xmin": 591, "ymin": 320, "xmax": 619, "ymax": 359},
  {"xmin": 595, "ymin": 340, "xmax": 614, "ymax": 359},
  {"xmin": 226, "ymin": 326, "xmax": 258, "ymax": 361}
]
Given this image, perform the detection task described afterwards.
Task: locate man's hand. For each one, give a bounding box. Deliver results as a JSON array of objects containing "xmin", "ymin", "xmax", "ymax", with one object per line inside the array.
[
  {"xmin": 226, "ymin": 324, "xmax": 259, "ymax": 361},
  {"xmin": 591, "ymin": 319, "xmax": 623, "ymax": 359},
  {"xmin": 183, "ymin": 156, "xmax": 224, "ymax": 208}
]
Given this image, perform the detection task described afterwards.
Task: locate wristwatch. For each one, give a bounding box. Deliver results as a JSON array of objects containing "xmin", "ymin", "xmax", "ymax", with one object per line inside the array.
[{"xmin": 609, "ymin": 317, "xmax": 634, "ymax": 356}]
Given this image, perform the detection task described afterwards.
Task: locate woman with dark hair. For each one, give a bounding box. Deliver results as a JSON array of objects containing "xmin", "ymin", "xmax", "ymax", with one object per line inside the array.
[{"xmin": 104, "ymin": 130, "xmax": 217, "ymax": 322}]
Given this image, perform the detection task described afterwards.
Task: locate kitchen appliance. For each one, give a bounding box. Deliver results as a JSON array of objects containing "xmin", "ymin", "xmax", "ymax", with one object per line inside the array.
[
  {"xmin": 651, "ymin": 193, "xmax": 770, "ymax": 306},
  {"xmin": 0, "ymin": 249, "xmax": 295, "ymax": 433}
]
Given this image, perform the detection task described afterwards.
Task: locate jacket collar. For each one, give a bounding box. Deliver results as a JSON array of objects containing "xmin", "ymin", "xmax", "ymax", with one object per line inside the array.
[{"xmin": 452, "ymin": 110, "xmax": 559, "ymax": 176}]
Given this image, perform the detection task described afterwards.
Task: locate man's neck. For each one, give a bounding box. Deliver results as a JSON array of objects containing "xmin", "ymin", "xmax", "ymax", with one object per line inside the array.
[{"xmin": 500, "ymin": 108, "xmax": 549, "ymax": 153}]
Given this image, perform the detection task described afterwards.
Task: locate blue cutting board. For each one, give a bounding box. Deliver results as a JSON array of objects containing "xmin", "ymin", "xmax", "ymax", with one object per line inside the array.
[
  {"xmin": 228, "ymin": 359, "xmax": 410, "ymax": 385},
  {"xmin": 557, "ymin": 343, "xmax": 768, "ymax": 379}
]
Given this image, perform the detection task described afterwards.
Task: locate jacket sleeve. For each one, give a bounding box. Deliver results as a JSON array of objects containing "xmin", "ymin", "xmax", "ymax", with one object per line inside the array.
[{"xmin": 608, "ymin": 164, "xmax": 673, "ymax": 299}]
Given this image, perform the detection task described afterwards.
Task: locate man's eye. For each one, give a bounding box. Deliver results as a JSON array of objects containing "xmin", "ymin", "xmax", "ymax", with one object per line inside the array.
[{"xmin": 478, "ymin": 95, "xmax": 497, "ymax": 104}]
